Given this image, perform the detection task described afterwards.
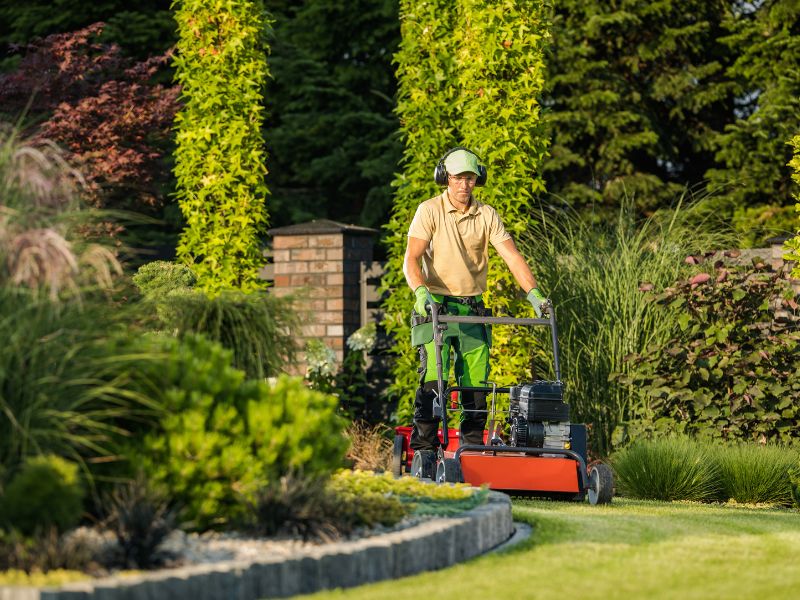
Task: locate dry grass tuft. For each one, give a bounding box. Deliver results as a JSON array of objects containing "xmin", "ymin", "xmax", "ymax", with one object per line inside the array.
[{"xmin": 345, "ymin": 421, "xmax": 393, "ymax": 472}]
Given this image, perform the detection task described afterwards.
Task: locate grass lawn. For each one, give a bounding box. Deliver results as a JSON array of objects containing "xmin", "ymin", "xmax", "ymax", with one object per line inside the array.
[{"xmin": 300, "ymin": 498, "xmax": 800, "ymax": 599}]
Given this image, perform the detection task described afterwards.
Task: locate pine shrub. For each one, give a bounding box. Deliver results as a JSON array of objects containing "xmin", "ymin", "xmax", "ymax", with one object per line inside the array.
[
  {"xmin": 130, "ymin": 335, "xmax": 349, "ymax": 530},
  {"xmin": 0, "ymin": 456, "xmax": 84, "ymax": 536}
]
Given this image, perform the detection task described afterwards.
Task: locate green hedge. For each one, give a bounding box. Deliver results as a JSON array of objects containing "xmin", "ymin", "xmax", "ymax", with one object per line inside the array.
[
  {"xmin": 172, "ymin": 0, "xmax": 272, "ymax": 292},
  {"xmin": 383, "ymin": 0, "xmax": 552, "ymax": 421}
]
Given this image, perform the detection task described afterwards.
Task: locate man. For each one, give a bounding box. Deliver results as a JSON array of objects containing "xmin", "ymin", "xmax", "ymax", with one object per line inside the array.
[{"xmin": 403, "ymin": 147, "xmax": 549, "ymax": 463}]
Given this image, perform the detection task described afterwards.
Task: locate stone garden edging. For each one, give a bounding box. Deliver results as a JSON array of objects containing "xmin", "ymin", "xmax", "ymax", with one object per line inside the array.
[{"xmin": 1, "ymin": 491, "xmax": 513, "ymax": 600}]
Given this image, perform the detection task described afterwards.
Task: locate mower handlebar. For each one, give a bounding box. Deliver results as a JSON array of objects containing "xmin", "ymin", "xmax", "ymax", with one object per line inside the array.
[{"xmin": 434, "ymin": 314, "xmax": 550, "ymax": 327}]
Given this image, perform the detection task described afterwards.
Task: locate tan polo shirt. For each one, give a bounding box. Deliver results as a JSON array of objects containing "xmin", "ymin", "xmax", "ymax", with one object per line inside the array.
[{"xmin": 408, "ymin": 190, "xmax": 512, "ymax": 296}]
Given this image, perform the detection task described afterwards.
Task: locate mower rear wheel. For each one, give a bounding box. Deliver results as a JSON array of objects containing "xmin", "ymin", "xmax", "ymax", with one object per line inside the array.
[
  {"xmin": 435, "ymin": 458, "xmax": 463, "ymax": 484},
  {"xmin": 587, "ymin": 462, "xmax": 614, "ymax": 505},
  {"xmin": 391, "ymin": 435, "xmax": 405, "ymax": 478},
  {"xmin": 411, "ymin": 449, "xmax": 436, "ymax": 480}
]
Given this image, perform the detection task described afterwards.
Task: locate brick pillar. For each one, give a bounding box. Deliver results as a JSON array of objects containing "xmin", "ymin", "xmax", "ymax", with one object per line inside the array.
[{"xmin": 268, "ymin": 220, "xmax": 378, "ymax": 372}]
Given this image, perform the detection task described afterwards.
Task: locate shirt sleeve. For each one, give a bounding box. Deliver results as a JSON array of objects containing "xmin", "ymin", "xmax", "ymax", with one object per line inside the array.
[
  {"xmin": 487, "ymin": 206, "xmax": 512, "ymax": 247},
  {"xmin": 408, "ymin": 201, "xmax": 434, "ymax": 242}
]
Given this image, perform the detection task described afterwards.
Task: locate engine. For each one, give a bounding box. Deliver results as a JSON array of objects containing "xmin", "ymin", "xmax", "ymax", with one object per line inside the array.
[{"xmin": 508, "ymin": 381, "xmax": 570, "ymax": 450}]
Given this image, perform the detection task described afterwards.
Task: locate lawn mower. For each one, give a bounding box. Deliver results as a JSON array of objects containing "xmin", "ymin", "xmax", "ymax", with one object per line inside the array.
[{"xmin": 393, "ymin": 301, "xmax": 614, "ymax": 505}]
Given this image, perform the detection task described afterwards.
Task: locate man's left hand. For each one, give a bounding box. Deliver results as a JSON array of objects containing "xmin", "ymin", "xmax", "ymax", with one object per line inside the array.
[{"xmin": 526, "ymin": 288, "xmax": 550, "ymax": 318}]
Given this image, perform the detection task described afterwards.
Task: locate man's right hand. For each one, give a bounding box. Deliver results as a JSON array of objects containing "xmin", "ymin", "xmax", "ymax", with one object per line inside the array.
[{"xmin": 414, "ymin": 285, "xmax": 434, "ymax": 315}]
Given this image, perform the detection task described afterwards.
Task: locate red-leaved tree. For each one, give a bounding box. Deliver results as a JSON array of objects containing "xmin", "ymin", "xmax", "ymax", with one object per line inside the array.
[{"xmin": 0, "ymin": 23, "xmax": 180, "ymax": 213}]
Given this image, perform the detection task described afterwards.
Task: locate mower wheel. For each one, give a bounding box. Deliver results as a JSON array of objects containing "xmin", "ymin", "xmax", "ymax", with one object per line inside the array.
[
  {"xmin": 587, "ymin": 462, "xmax": 614, "ymax": 505},
  {"xmin": 411, "ymin": 449, "xmax": 436, "ymax": 480},
  {"xmin": 435, "ymin": 458, "xmax": 463, "ymax": 484},
  {"xmin": 391, "ymin": 435, "xmax": 405, "ymax": 478}
]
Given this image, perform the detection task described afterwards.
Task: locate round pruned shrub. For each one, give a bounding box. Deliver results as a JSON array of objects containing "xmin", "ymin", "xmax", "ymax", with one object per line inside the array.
[
  {"xmin": 0, "ymin": 455, "xmax": 84, "ymax": 535},
  {"xmin": 611, "ymin": 437, "xmax": 722, "ymax": 502},
  {"xmin": 130, "ymin": 334, "xmax": 349, "ymax": 530}
]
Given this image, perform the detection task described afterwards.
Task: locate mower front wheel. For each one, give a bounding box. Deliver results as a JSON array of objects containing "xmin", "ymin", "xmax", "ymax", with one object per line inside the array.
[
  {"xmin": 587, "ymin": 462, "xmax": 614, "ymax": 505},
  {"xmin": 435, "ymin": 458, "xmax": 463, "ymax": 484},
  {"xmin": 411, "ymin": 449, "xmax": 436, "ymax": 480},
  {"xmin": 391, "ymin": 435, "xmax": 405, "ymax": 478}
]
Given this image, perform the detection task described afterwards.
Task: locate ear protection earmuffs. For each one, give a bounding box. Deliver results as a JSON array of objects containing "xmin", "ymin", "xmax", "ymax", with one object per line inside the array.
[{"xmin": 433, "ymin": 146, "xmax": 488, "ymax": 187}]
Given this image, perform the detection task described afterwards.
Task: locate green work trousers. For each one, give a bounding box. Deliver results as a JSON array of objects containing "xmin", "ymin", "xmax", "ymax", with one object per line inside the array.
[{"xmin": 410, "ymin": 296, "xmax": 490, "ymax": 450}]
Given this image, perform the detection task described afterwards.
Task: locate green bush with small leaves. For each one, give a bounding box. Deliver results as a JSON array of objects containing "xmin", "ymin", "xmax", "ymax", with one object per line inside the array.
[
  {"xmin": 130, "ymin": 334, "xmax": 348, "ymax": 530},
  {"xmin": 172, "ymin": 0, "xmax": 272, "ymax": 292},
  {"xmin": 0, "ymin": 455, "xmax": 84, "ymax": 535}
]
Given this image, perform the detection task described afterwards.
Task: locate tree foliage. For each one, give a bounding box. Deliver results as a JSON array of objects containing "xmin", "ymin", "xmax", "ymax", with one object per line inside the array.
[
  {"xmin": 0, "ymin": 0, "xmax": 174, "ymax": 70},
  {"xmin": 264, "ymin": 0, "xmax": 402, "ymax": 230},
  {"xmin": 384, "ymin": 0, "xmax": 551, "ymax": 422},
  {"xmin": 172, "ymin": 0, "xmax": 271, "ymax": 292},
  {"xmin": 542, "ymin": 0, "xmax": 735, "ymax": 215},
  {"xmin": 543, "ymin": 0, "xmax": 800, "ymax": 243},
  {"xmin": 706, "ymin": 0, "xmax": 800, "ymax": 233}
]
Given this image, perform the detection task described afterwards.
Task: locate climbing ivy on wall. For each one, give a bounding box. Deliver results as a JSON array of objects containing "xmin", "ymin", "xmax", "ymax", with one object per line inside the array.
[
  {"xmin": 786, "ymin": 134, "xmax": 800, "ymax": 278},
  {"xmin": 172, "ymin": 0, "xmax": 271, "ymax": 292},
  {"xmin": 383, "ymin": 0, "xmax": 552, "ymax": 421}
]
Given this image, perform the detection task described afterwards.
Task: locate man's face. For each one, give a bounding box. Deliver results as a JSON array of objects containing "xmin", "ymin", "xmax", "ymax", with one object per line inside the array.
[{"xmin": 447, "ymin": 172, "xmax": 477, "ymax": 204}]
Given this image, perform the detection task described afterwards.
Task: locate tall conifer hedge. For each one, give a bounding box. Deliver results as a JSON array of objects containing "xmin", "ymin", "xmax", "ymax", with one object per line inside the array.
[
  {"xmin": 173, "ymin": 0, "xmax": 271, "ymax": 292},
  {"xmin": 384, "ymin": 0, "xmax": 551, "ymax": 421}
]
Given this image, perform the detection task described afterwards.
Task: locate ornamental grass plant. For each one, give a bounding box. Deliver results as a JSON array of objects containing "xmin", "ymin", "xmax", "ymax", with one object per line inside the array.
[
  {"xmin": 611, "ymin": 436, "xmax": 722, "ymax": 502},
  {"xmin": 713, "ymin": 443, "xmax": 799, "ymax": 506},
  {"xmin": 517, "ymin": 197, "xmax": 736, "ymax": 454}
]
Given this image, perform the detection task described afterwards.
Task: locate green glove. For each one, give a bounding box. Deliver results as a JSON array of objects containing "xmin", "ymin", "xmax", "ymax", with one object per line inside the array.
[
  {"xmin": 414, "ymin": 285, "xmax": 434, "ymax": 316},
  {"xmin": 526, "ymin": 288, "xmax": 549, "ymax": 318}
]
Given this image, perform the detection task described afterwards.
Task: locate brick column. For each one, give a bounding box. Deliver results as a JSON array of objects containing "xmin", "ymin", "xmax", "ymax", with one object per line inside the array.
[{"xmin": 268, "ymin": 220, "xmax": 378, "ymax": 372}]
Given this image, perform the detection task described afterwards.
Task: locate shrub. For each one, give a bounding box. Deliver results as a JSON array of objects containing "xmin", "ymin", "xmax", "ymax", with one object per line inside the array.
[
  {"xmin": 0, "ymin": 455, "xmax": 84, "ymax": 535},
  {"xmin": 132, "ymin": 260, "xmax": 197, "ymax": 298},
  {"xmin": 714, "ymin": 444, "xmax": 799, "ymax": 507},
  {"xmin": 307, "ymin": 323, "xmax": 378, "ymax": 419},
  {"xmin": 172, "ymin": 0, "xmax": 272, "ymax": 292},
  {"xmin": 103, "ymin": 476, "xmax": 177, "ymax": 570},
  {"xmin": 611, "ymin": 437, "xmax": 721, "ymax": 502},
  {"xmin": 132, "ymin": 263, "xmax": 300, "ymax": 379},
  {"xmin": 130, "ymin": 335, "xmax": 349, "ymax": 530},
  {"xmin": 617, "ymin": 259, "xmax": 800, "ymax": 445},
  {"xmin": 0, "ymin": 528, "xmax": 94, "ymax": 576},
  {"xmin": 0, "ymin": 24, "xmax": 179, "ymax": 215}
]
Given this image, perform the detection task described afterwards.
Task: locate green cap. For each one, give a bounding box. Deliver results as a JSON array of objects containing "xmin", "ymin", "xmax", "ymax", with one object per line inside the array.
[{"xmin": 444, "ymin": 149, "xmax": 481, "ymax": 176}]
